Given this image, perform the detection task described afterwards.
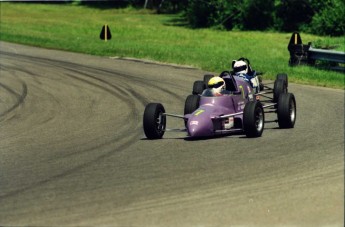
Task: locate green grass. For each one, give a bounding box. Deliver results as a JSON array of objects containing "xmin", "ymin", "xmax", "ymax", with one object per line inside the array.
[{"xmin": 0, "ymin": 3, "xmax": 344, "ymax": 89}]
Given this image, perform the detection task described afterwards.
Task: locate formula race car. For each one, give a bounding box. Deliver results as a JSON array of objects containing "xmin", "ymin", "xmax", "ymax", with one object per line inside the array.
[{"xmin": 143, "ymin": 71, "xmax": 296, "ymax": 139}]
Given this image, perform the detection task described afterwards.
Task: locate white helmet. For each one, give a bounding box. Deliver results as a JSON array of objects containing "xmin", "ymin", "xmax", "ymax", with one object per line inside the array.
[
  {"xmin": 232, "ymin": 60, "xmax": 248, "ymax": 74},
  {"xmin": 208, "ymin": 76, "xmax": 225, "ymax": 96}
]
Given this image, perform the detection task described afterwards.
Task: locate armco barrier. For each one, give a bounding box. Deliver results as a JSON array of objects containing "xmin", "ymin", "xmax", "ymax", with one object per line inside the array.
[{"xmin": 288, "ymin": 32, "xmax": 345, "ymax": 71}]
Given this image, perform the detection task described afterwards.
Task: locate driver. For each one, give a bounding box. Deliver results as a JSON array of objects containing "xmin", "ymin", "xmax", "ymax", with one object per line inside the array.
[
  {"xmin": 232, "ymin": 59, "xmax": 260, "ymax": 92},
  {"xmin": 203, "ymin": 76, "xmax": 230, "ymax": 96}
]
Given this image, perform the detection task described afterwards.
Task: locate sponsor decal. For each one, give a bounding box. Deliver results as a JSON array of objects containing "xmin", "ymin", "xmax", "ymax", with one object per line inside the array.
[
  {"xmin": 238, "ymin": 85, "xmax": 245, "ymax": 98},
  {"xmin": 238, "ymin": 101, "xmax": 245, "ymax": 110},
  {"xmin": 190, "ymin": 121, "xmax": 199, "ymax": 126},
  {"xmin": 194, "ymin": 109, "xmax": 205, "ymax": 116}
]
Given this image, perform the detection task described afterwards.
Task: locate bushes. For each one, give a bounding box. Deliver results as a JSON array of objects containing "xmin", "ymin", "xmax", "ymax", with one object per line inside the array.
[
  {"xmin": 242, "ymin": 0, "xmax": 275, "ymax": 30},
  {"xmin": 73, "ymin": 0, "xmax": 344, "ymax": 36},
  {"xmin": 309, "ymin": 0, "xmax": 345, "ymax": 36},
  {"xmin": 185, "ymin": 0, "xmax": 274, "ymax": 30},
  {"xmin": 184, "ymin": 0, "xmax": 345, "ymax": 36},
  {"xmin": 184, "ymin": 0, "xmax": 230, "ymax": 29},
  {"xmin": 275, "ymin": 0, "xmax": 314, "ymax": 32},
  {"xmin": 275, "ymin": 0, "xmax": 345, "ymax": 36}
]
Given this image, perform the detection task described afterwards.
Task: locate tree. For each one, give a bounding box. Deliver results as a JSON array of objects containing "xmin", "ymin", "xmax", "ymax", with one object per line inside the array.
[
  {"xmin": 275, "ymin": 0, "xmax": 314, "ymax": 32},
  {"xmin": 242, "ymin": 0, "xmax": 274, "ymax": 30},
  {"xmin": 309, "ymin": 0, "xmax": 345, "ymax": 36}
]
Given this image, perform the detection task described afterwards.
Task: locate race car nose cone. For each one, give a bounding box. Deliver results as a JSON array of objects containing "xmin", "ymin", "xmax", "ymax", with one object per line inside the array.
[{"xmin": 187, "ymin": 119, "xmax": 213, "ymax": 137}]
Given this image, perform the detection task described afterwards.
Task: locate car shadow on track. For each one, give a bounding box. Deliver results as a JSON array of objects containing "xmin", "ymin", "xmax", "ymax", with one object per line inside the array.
[{"xmin": 140, "ymin": 125, "xmax": 287, "ymax": 141}]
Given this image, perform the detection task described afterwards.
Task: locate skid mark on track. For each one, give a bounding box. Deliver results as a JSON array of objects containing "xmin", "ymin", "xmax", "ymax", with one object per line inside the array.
[
  {"xmin": 0, "ymin": 130, "xmax": 141, "ymax": 200},
  {"xmin": 1, "ymin": 51, "xmax": 185, "ymax": 103},
  {"xmin": 0, "ymin": 51, "xmax": 186, "ymax": 199},
  {"xmin": 0, "ymin": 81, "xmax": 27, "ymax": 119}
]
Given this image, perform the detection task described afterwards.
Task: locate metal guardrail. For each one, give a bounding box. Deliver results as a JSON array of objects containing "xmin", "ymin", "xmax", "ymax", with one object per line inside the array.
[
  {"xmin": 308, "ymin": 46, "xmax": 345, "ymax": 63},
  {"xmin": 288, "ymin": 32, "xmax": 345, "ymax": 71}
]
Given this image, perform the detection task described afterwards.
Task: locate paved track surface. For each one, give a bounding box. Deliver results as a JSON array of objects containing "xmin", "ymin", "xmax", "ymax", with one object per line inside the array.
[{"xmin": 0, "ymin": 42, "xmax": 343, "ymax": 226}]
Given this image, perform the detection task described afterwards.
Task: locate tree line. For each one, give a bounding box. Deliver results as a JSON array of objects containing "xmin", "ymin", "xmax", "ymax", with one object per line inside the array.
[
  {"xmin": 182, "ymin": 0, "xmax": 344, "ymax": 36},
  {"xmin": 28, "ymin": 0, "xmax": 345, "ymax": 36}
]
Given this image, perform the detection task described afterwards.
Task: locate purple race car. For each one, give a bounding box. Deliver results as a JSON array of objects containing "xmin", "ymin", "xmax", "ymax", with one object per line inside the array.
[{"xmin": 143, "ymin": 72, "xmax": 296, "ymax": 139}]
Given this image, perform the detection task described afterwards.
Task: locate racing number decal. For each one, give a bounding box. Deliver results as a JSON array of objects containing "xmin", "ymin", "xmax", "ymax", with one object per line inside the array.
[
  {"xmin": 194, "ymin": 109, "xmax": 205, "ymax": 116},
  {"xmin": 238, "ymin": 85, "xmax": 245, "ymax": 99}
]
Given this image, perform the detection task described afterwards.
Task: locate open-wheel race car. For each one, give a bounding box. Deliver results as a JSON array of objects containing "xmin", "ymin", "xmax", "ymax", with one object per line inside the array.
[{"xmin": 143, "ymin": 61, "xmax": 296, "ymax": 139}]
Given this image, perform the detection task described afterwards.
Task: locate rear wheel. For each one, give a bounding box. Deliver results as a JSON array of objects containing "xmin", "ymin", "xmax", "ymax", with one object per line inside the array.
[
  {"xmin": 143, "ymin": 103, "xmax": 166, "ymax": 139},
  {"xmin": 277, "ymin": 93, "xmax": 296, "ymax": 128},
  {"xmin": 276, "ymin": 73, "xmax": 288, "ymax": 87},
  {"xmin": 258, "ymin": 75, "xmax": 264, "ymax": 91},
  {"xmin": 203, "ymin": 74, "xmax": 214, "ymax": 88},
  {"xmin": 243, "ymin": 101, "xmax": 265, "ymax": 138},
  {"xmin": 184, "ymin": 95, "xmax": 200, "ymax": 115},
  {"xmin": 273, "ymin": 79, "xmax": 287, "ymax": 103},
  {"xmin": 192, "ymin": 80, "xmax": 205, "ymax": 95}
]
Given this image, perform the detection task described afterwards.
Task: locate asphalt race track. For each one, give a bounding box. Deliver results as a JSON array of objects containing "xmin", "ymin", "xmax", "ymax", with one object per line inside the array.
[{"xmin": 0, "ymin": 41, "xmax": 344, "ymax": 226}]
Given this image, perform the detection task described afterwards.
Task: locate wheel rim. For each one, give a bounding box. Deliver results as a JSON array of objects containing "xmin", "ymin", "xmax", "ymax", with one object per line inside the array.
[
  {"xmin": 156, "ymin": 111, "xmax": 165, "ymax": 133},
  {"xmin": 255, "ymin": 108, "xmax": 264, "ymax": 132},
  {"xmin": 289, "ymin": 100, "xmax": 296, "ymax": 122}
]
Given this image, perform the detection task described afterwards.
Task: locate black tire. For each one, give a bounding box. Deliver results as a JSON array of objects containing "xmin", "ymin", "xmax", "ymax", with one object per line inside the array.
[
  {"xmin": 276, "ymin": 73, "xmax": 288, "ymax": 87},
  {"xmin": 243, "ymin": 101, "xmax": 265, "ymax": 138},
  {"xmin": 277, "ymin": 93, "xmax": 296, "ymax": 128},
  {"xmin": 219, "ymin": 70, "xmax": 231, "ymax": 78},
  {"xmin": 192, "ymin": 80, "xmax": 205, "ymax": 95},
  {"xmin": 273, "ymin": 79, "xmax": 287, "ymax": 103},
  {"xmin": 143, "ymin": 103, "xmax": 166, "ymax": 139},
  {"xmin": 259, "ymin": 82, "xmax": 264, "ymax": 91},
  {"xmin": 258, "ymin": 75, "xmax": 264, "ymax": 91},
  {"xmin": 203, "ymin": 74, "xmax": 214, "ymax": 88},
  {"xmin": 184, "ymin": 95, "xmax": 200, "ymax": 115}
]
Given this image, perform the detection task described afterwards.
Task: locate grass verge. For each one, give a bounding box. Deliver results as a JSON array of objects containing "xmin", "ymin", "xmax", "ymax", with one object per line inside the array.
[{"xmin": 0, "ymin": 3, "xmax": 344, "ymax": 89}]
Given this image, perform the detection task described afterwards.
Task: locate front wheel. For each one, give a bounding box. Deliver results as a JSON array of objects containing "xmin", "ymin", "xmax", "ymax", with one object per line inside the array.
[
  {"xmin": 143, "ymin": 103, "xmax": 166, "ymax": 139},
  {"xmin": 277, "ymin": 93, "xmax": 296, "ymax": 128},
  {"xmin": 243, "ymin": 101, "xmax": 265, "ymax": 138}
]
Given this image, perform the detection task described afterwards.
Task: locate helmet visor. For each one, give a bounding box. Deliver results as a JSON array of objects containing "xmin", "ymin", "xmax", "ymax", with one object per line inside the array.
[
  {"xmin": 233, "ymin": 65, "xmax": 247, "ymax": 73},
  {"xmin": 209, "ymin": 81, "xmax": 224, "ymax": 89}
]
